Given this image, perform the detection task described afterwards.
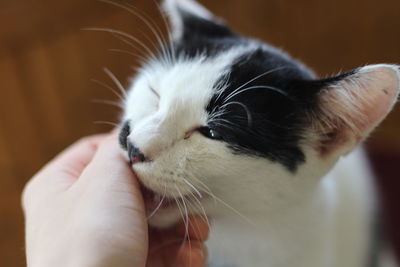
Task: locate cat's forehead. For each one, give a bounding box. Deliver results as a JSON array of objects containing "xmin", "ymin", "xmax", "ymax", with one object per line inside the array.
[{"xmin": 142, "ymin": 47, "xmax": 252, "ymax": 109}]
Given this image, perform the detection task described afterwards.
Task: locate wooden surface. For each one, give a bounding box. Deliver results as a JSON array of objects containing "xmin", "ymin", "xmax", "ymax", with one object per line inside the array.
[{"xmin": 1, "ymin": 0, "xmax": 399, "ymax": 266}]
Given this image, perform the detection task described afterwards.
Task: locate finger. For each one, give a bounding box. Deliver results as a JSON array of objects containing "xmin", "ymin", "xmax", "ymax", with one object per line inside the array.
[
  {"xmin": 29, "ymin": 134, "xmax": 109, "ymax": 187},
  {"xmin": 78, "ymin": 133, "xmax": 134, "ymax": 183},
  {"xmin": 76, "ymin": 134, "xmax": 144, "ymax": 209},
  {"xmin": 149, "ymin": 216, "xmax": 209, "ymax": 248},
  {"xmin": 148, "ymin": 216, "xmax": 210, "ymax": 256},
  {"xmin": 175, "ymin": 241, "xmax": 207, "ymax": 267},
  {"xmin": 46, "ymin": 134, "xmax": 108, "ymax": 177},
  {"xmin": 22, "ymin": 133, "xmax": 110, "ymax": 210},
  {"xmin": 148, "ymin": 239, "xmax": 207, "ymax": 267},
  {"xmin": 176, "ymin": 216, "xmax": 210, "ymax": 241},
  {"xmin": 148, "ymin": 228, "xmax": 182, "ymax": 255},
  {"xmin": 75, "ymin": 134, "xmax": 148, "ymax": 237},
  {"xmin": 56, "ymin": 135, "xmax": 106, "ymax": 163}
]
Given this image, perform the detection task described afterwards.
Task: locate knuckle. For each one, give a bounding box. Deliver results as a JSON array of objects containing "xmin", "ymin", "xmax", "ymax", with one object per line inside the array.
[
  {"xmin": 76, "ymin": 134, "xmax": 109, "ymax": 148},
  {"xmin": 76, "ymin": 136, "xmax": 94, "ymax": 145}
]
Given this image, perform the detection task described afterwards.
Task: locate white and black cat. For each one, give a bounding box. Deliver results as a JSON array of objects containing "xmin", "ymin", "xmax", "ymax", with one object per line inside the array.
[{"xmin": 117, "ymin": 0, "xmax": 400, "ymax": 266}]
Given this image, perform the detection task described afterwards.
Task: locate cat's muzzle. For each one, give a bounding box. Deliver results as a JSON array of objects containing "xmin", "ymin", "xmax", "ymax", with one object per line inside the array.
[{"xmin": 127, "ymin": 142, "xmax": 148, "ymax": 164}]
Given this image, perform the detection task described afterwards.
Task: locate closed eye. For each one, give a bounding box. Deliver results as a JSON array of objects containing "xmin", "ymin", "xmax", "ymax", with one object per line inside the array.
[{"xmin": 149, "ymin": 86, "xmax": 160, "ymax": 98}]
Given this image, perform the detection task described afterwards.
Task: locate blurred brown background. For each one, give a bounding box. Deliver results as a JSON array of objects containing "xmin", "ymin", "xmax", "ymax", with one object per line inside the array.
[{"xmin": 1, "ymin": 0, "xmax": 399, "ymax": 266}]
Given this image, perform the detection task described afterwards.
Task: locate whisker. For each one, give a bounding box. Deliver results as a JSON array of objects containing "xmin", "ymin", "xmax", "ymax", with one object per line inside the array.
[
  {"xmin": 181, "ymin": 178, "xmax": 211, "ymax": 231},
  {"xmin": 207, "ymin": 118, "xmax": 244, "ymax": 132},
  {"xmin": 83, "ymin": 27, "xmax": 157, "ymax": 61},
  {"xmin": 109, "ymin": 32, "xmax": 147, "ymax": 58},
  {"xmin": 103, "ymin": 68, "xmax": 127, "ymax": 99},
  {"xmin": 123, "ymin": 1, "xmax": 174, "ymax": 64},
  {"xmin": 202, "ymin": 190, "xmax": 254, "ymax": 226},
  {"xmin": 149, "ymin": 183, "xmax": 168, "ymax": 220},
  {"xmin": 174, "ymin": 195, "xmax": 190, "ymax": 249},
  {"xmin": 91, "ymin": 79, "xmax": 125, "ymax": 102},
  {"xmin": 93, "ymin": 121, "xmax": 119, "ymax": 127},
  {"xmin": 212, "ymin": 71, "xmax": 232, "ymax": 104},
  {"xmin": 183, "ymin": 178, "xmax": 203, "ymax": 199},
  {"xmin": 91, "ymin": 99, "xmax": 124, "ymax": 109},
  {"xmin": 208, "ymin": 109, "xmax": 226, "ymax": 119},
  {"xmin": 189, "ymin": 176, "xmax": 213, "ymax": 196},
  {"xmin": 176, "ymin": 186, "xmax": 192, "ymax": 265},
  {"xmin": 186, "ymin": 191, "xmax": 210, "ymax": 229},
  {"xmin": 176, "ymin": 186, "xmax": 190, "ymax": 238},
  {"xmin": 223, "ymin": 85, "xmax": 290, "ymax": 104},
  {"xmin": 185, "ymin": 200, "xmax": 210, "ymax": 248},
  {"xmin": 219, "ymin": 101, "xmax": 253, "ymax": 127},
  {"xmin": 99, "ymin": 0, "xmax": 172, "ymax": 64},
  {"xmin": 147, "ymin": 195, "xmax": 165, "ymax": 220},
  {"xmin": 150, "ymin": 0, "xmax": 176, "ymax": 61},
  {"xmin": 210, "ymin": 110, "xmax": 294, "ymax": 131},
  {"xmin": 188, "ymin": 173, "xmax": 252, "ymax": 225},
  {"xmin": 222, "ymin": 66, "xmax": 290, "ymax": 102},
  {"xmin": 108, "ymin": 48, "xmax": 149, "ymax": 63}
]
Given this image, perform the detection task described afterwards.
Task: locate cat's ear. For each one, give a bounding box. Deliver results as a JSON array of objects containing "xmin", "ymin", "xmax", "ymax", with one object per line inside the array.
[
  {"xmin": 306, "ymin": 64, "xmax": 399, "ymax": 156},
  {"xmin": 163, "ymin": 0, "xmax": 234, "ymax": 41}
]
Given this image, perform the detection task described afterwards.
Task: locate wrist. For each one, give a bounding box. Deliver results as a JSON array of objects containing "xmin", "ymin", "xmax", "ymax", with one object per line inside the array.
[
  {"xmin": 29, "ymin": 252, "xmax": 145, "ymax": 267},
  {"xmin": 27, "ymin": 237, "xmax": 146, "ymax": 267}
]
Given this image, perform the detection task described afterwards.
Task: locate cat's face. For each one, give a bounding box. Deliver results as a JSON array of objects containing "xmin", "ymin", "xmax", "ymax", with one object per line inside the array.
[{"xmin": 119, "ymin": 0, "xmax": 400, "ymax": 228}]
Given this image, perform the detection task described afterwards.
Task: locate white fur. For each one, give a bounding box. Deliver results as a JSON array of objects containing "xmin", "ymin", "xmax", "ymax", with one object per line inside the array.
[
  {"xmin": 121, "ymin": 1, "xmax": 400, "ymax": 265},
  {"xmin": 204, "ymin": 147, "xmax": 375, "ymax": 267}
]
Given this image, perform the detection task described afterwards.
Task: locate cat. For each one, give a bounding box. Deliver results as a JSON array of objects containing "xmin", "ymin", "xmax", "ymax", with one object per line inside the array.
[{"xmin": 117, "ymin": 0, "xmax": 400, "ymax": 266}]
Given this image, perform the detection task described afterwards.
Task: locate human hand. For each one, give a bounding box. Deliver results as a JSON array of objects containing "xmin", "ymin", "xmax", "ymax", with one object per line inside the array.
[{"xmin": 22, "ymin": 133, "xmax": 209, "ymax": 267}]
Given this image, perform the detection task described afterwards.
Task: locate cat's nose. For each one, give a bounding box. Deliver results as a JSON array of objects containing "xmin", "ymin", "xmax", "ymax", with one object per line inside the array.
[
  {"xmin": 119, "ymin": 121, "xmax": 131, "ymax": 150},
  {"xmin": 127, "ymin": 142, "xmax": 148, "ymax": 164}
]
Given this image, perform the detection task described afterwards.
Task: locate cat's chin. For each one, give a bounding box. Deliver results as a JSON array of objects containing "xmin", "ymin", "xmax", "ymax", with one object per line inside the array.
[
  {"xmin": 147, "ymin": 212, "xmax": 182, "ymax": 229},
  {"xmin": 141, "ymin": 185, "xmax": 183, "ymax": 228},
  {"xmin": 138, "ymin": 181, "xmax": 203, "ymax": 229}
]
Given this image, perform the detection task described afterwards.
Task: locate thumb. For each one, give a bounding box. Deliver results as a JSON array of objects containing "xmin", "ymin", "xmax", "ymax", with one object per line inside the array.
[
  {"xmin": 75, "ymin": 134, "xmax": 143, "ymax": 203},
  {"xmin": 80, "ymin": 134, "xmax": 133, "ymax": 181},
  {"xmin": 69, "ymin": 134, "xmax": 149, "ymax": 267}
]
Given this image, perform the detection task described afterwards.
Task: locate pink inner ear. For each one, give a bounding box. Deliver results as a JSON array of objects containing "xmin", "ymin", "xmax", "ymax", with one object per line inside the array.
[
  {"xmin": 314, "ymin": 65, "xmax": 400, "ymax": 156},
  {"xmin": 356, "ymin": 67, "xmax": 399, "ymax": 137}
]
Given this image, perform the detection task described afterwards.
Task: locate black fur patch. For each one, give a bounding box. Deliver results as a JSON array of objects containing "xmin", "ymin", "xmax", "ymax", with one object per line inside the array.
[
  {"xmin": 205, "ymin": 48, "xmax": 358, "ymax": 171},
  {"xmin": 119, "ymin": 120, "xmax": 131, "ymax": 150},
  {"xmin": 172, "ymin": 8, "xmax": 243, "ymax": 58},
  {"xmin": 206, "ymin": 47, "xmax": 318, "ymax": 171}
]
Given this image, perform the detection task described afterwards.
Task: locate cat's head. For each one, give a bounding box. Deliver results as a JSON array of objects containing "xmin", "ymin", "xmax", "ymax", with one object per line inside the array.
[{"xmin": 119, "ymin": 0, "xmax": 399, "ymax": 228}]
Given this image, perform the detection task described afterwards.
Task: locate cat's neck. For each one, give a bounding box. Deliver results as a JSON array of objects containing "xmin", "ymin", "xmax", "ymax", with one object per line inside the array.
[
  {"xmin": 207, "ymin": 149, "xmax": 374, "ymax": 267},
  {"xmin": 207, "ymin": 181, "xmax": 334, "ymax": 267}
]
